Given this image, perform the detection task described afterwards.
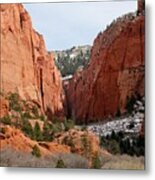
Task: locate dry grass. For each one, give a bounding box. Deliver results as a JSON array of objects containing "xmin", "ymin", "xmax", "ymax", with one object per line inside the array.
[
  {"xmin": 54, "ymin": 153, "xmax": 89, "ymax": 169},
  {"xmin": 101, "ymin": 154, "xmax": 145, "ymax": 170},
  {"xmin": 0, "ymin": 148, "xmax": 56, "ymax": 168},
  {"xmin": 0, "ymin": 148, "xmax": 144, "ymax": 170},
  {"xmin": 0, "ymin": 148, "xmax": 89, "ymax": 168}
]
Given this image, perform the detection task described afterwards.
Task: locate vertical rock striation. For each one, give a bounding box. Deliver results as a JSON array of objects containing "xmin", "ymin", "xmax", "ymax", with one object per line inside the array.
[
  {"xmin": 0, "ymin": 4, "xmax": 65, "ymax": 118},
  {"xmin": 66, "ymin": 13, "xmax": 145, "ymax": 124}
]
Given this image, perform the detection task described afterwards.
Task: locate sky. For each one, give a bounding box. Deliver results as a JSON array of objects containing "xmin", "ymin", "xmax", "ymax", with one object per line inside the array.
[{"xmin": 24, "ymin": 0, "xmax": 137, "ymax": 51}]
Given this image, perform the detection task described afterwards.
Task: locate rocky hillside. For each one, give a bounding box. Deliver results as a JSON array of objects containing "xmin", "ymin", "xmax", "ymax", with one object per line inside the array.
[
  {"xmin": 66, "ymin": 12, "xmax": 145, "ymax": 124},
  {"xmin": 0, "ymin": 91, "xmax": 106, "ymax": 167},
  {"xmin": 54, "ymin": 45, "xmax": 91, "ymax": 77},
  {"xmin": 0, "ymin": 4, "xmax": 65, "ymax": 119}
]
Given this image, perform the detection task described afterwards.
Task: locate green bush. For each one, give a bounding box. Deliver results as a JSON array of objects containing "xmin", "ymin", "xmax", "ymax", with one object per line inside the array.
[
  {"xmin": 55, "ymin": 159, "xmax": 66, "ymax": 168},
  {"xmin": 39, "ymin": 114, "xmax": 46, "ymax": 121},
  {"xmin": 91, "ymin": 153, "xmax": 102, "ymax": 169},
  {"xmin": 52, "ymin": 116, "xmax": 61, "ymax": 124},
  {"xmin": 126, "ymin": 95, "xmax": 136, "ymax": 114},
  {"xmin": 100, "ymin": 132, "xmax": 121, "ymax": 155},
  {"xmin": 100, "ymin": 136, "xmax": 107, "ymax": 147},
  {"xmin": 0, "ymin": 115, "xmax": 12, "ymax": 125},
  {"xmin": 22, "ymin": 120, "xmax": 33, "ymax": 139},
  {"xmin": 20, "ymin": 112, "xmax": 32, "ymax": 120},
  {"xmin": 107, "ymin": 140, "xmax": 120, "ymax": 155},
  {"xmin": 51, "ymin": 122, "xmax": 63, "ymax": 134},
  {"xmin": 42, "ymin": 122, "xmax": 54, "ymax": 141},
  {"xmin": 32, "ymin": 145, "xmax": 41, "ymax": 158},
  {"xmin": 64, "ymin": 119, "xmax": 74, "ymax": 131},
  {"xmin": 31, "ymin": 105, "xmax": 39, "ymax": 118},
  {"xmin": 33, "ymin": 122, "xmax": 43, "ymax": 141},
  {"xmin": 0, "ymin": 127, "xmax": 6, "ymax": 134},
  {"xmin": 7, "ymin": 92, "xmax": 22, "ymax": 112}
]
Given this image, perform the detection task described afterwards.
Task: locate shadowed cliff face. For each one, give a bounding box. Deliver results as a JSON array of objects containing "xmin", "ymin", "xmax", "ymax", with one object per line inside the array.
[
  {"xmin": 66, "ymin": 13, "xmax": 145, "ymax": 124},
  {"xmin": 0, "ymin": 4, "xmax": 65, "ymax": 118}
]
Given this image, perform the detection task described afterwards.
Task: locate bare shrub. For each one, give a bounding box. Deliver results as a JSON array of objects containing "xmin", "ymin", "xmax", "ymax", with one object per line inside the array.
[
  {"xmin": 53, "ymin": 153, "xmax": 89, "ymax": 169},
  {"xmin": 0, "ymin": 148, "xmax": 89, "ymax": 169},
  {"xmin": 0, "ymin": 148, "xmax": 56, "ymax": 168},
  {"xmin": 101, "ymin": 154, "xmax": 144, "ymax": 170}
]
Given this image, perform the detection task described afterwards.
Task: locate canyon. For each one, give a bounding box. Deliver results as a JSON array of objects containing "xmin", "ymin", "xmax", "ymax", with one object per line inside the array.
[{"xmin": 0, "ymin": 2, "xmax": 145, "ymax": 168}]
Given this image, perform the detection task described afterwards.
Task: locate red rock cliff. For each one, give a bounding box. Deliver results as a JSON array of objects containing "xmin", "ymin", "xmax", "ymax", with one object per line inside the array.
[
  {"xmin": 0, "ymin": 4, "xmax": 65, "ymax": 118},
  {"xmin": 66, "ymin": 13, "xmax": 145, "ymax": 124}
]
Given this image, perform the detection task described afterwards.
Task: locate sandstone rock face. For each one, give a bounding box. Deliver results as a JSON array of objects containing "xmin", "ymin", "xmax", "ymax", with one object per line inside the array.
[
  {"xmin": 0, "ymin": 125, "xmax": 108, "ymax": 158},
  {"xmin": 0, "ymin": 4, "xmax": 65, "ymax": 118},
  {"xmin": 0, "ymin": 97, "xmax": 9, "ymax": 118},
  {"xmin": 0, "ymin": 125, "xmax": 70, "ymax": 155},
  {"xmin": 54, "ymin": 129, "xmax": 101, "ymax": 158},
  {"xmin": 138, "ymin": 0, "xmax": 145, "ymax": 14},
  {"xmin": 66, "ymin": 14, "xmax": 145, "ymax": 124}
]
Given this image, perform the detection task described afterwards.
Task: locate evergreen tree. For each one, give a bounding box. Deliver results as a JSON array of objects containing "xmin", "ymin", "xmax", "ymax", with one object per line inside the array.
[
  {"xmin": 22, "ymin": 120, "xmax": 33, "ymax": 139},
  {"xmin": 32, "ymin": 145, "xmax": 41, "ymax": 158},
  {"xmin": 92, "ymin": 153, "xmax": 102, "ymax": 169},
  {"xmin": 56, "ymin": 159, "xmax": 66, "ymax": 168},
  {"xmin": 126, "ymin": 96, "xmax": 136, "ymax": 114},
  {"xmin": 33, "ymin": 122, "xmax": 43, "ymax": 141},
  {"xmin": 42, "ymin": 122, "xmax": 53, "ymax": 141},
  {"xmin": 108, "ymin": 140, "xmax": 120, "ymax": 154},
  {"xmin": 116, "ymin": 107, "xmax": 121, "ymax": 117},
  {"xmin": 111, "ymin": 130, "xmax": 116, "ymax": 139}
]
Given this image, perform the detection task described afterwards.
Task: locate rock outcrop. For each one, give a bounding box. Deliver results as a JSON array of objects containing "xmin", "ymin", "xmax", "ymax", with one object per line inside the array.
[
  {"xmin": 0, "ymin": 4, "xmax": 65, "ymax": 118},
  {"xmin": 53, "ymin": 129, "xmax": 101, "ymax": 158},
  {"xmin": 66, "ymin": 13, "xmax": 145, "ymax": 124},
  {"xmin": 0, "ymin": 125, "xmax": 108, "ymax": 159},
  {"xmin": 0, "ymin": 125, "xmax": 70, "ymax": 155}
]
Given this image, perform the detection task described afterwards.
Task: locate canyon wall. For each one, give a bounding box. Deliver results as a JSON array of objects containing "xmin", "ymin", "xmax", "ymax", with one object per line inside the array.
[
  {"xmin": 0, "ymin": 4, "xmax": 65, "ymax": 118},
  {"xmin": 66, "ymin": 13, "xmax": 145, "ymax": 124}
]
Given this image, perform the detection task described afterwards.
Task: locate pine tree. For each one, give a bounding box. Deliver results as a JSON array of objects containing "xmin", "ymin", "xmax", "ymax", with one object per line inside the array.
[
  {"xmin": 42, "ymin": 122, "xmax": 53, "ymax": 141},
  {"xmin": 91, "ymin": 153, "xmax": 102, "ymax": 169},
  {"xmin": 116, "ymin": 107, "xmax": 121, "ymax": 117},
  {"xmin": 22, "ymin": 120, "xmax": 33, "ymax": 139},
  {"xmin": 55, "ymin": 159, "xmax": 66, "ymax": 168},
  {"xmin": 33, "ymin": 122, "xmax": 43, "ymax": 141},
  {"xmin": 32, "ymin": 145, "xmax": 41, "ymax": 158}
]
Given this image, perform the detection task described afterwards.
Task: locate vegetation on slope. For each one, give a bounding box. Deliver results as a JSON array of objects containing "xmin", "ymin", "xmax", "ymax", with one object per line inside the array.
[
  {"xmin": 0, "ymin": 92, "xmax": 75, "ymax": 142},
  {"xmin": 100, "ymin": 130, "xmax": 145, "ymax": 157},
  {"xmin": 54, "ymin": 45, "xmax": 91, "ymax": 77},
  {"xmin": 0, "ymin": 91, "xmax": 144, "ymax": 169}
]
